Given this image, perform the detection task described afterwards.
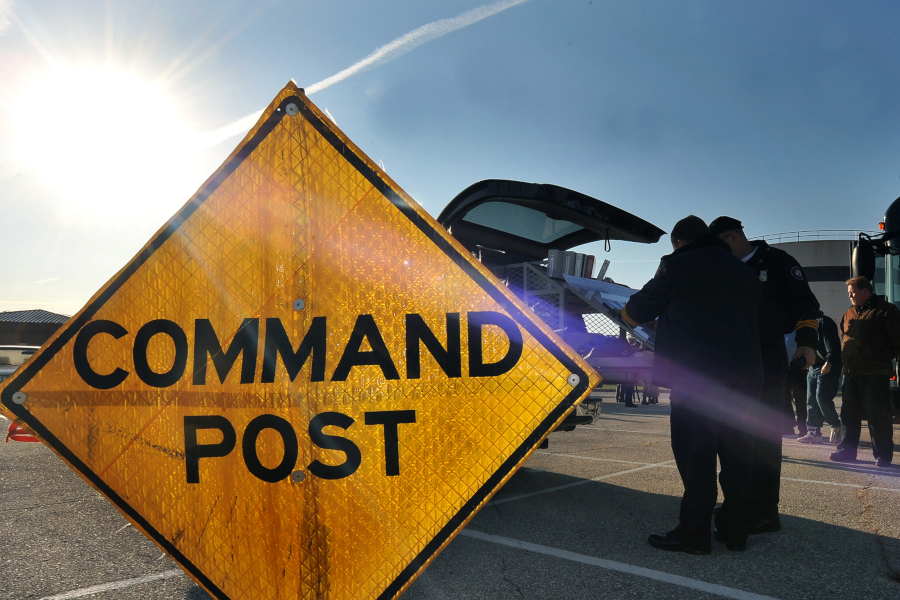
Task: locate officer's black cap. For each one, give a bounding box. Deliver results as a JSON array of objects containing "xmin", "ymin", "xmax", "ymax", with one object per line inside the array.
[{"xmin": 709, "ymin": 216, "xmax": 743, "ymax": 236}]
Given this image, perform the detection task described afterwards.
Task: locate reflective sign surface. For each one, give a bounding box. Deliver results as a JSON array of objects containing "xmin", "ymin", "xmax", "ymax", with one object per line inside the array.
[{"xmin": 0, "ymin": 82, "xmax": 600, "ymax": 600}]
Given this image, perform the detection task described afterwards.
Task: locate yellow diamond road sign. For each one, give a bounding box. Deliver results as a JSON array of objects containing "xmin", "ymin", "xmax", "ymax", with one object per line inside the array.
[{"xmin": 0, "ymin": 82, "xmax": 600, "ymax": 600}]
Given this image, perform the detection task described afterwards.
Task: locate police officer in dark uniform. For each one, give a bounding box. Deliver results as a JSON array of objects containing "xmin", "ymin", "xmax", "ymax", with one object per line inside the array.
[
  {"xmin": 623, "ymin": 216, "xmax": 763, "ymax": 553},
  {"xmin": 709, "ymin": 216, "xmax": 819, "ymax": 535}
]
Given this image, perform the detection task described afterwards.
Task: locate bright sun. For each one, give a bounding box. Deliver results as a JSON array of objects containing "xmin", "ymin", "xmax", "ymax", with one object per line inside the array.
[{"xmin": 13, "ymin": 65, "xmax": 202, "ymax": 222}]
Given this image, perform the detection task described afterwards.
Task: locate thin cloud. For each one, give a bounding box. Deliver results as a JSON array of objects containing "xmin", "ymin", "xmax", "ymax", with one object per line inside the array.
[
  {"xmin": 199, "ymin": 0, "xmax": 530, "ymax": 148},
  {"xmin": 29, "ymin": 277, "xmax": 61, "ymax": 285},
  {"xmin": 196, "ymin": 109, "xmax": 263, "ymax": 149},
  {"xmin": 0, "ymin": 0, "xmax": 10, "ymax": 35},
  {"xmin": 4, "ymin": 2, "xmax": 55, "ymax": 64},
  {"xmin": 155, "ymin": 0, "xmax": 278, "ymax": 90}
]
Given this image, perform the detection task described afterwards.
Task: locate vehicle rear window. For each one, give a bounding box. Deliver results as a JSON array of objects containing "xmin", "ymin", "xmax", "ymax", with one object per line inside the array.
[{"xmin": 461, "ymin": 201, "xmax": 583, "ymax": 243}]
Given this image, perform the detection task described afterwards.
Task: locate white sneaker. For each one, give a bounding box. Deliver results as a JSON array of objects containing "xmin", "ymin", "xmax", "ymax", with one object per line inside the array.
[
  {"xmin": 829, "ymin": 426, "xmax": 843, "ymax": 444},
  {"xmin": 798, "ymin": 432, "xmax": 825, "ymax": 444}
]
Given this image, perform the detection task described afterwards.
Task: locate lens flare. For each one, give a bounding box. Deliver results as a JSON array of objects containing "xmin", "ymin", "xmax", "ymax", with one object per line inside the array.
[{"xmin": 13, "ymin": 65, "xmax": 202, "ymax": 223}]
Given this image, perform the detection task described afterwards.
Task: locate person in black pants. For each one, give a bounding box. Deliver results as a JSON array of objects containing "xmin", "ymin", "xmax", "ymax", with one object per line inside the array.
[
  {"xmin": 644, "ymin": 383, "xmax": 660, "ymax": 404},
  {"xmin": 831, "ymin": 276, "xmax": 900, "ymax": 467},
  {"xmin": 710, "ymin": 217, "xmax": 819, "ymax": 535},
  {"xmin": 623, "ymin": 216, "xmax": 763, "ymax": 554},
  {"xmin": 786, "ymin": 366, "xmax": 808, "ymax": 437},
  {"xmin": 616, "ymin": 383, "xmax": 637, "ymax": 407},
  {"xmin": 623, "ymin": 384, "xmax": 636, "ymax": 407}
]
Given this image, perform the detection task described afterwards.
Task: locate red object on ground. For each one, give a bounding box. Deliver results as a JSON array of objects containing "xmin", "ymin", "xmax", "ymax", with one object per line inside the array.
[{"xmin": 5, "ymin": 422, "xmax": 40, "ymax": 443}]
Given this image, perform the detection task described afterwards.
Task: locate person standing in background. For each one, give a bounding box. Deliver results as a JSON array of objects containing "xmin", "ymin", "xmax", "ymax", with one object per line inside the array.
[
  {"xmin": 783, "ymin": 331, "xmax": 810, "ymax": 438},
  {"xmin": 798, "ymin": 311, "xmax": 843, "ymax": 444},
  {"xmin": 831, "ymin": 276, "xmax": 899, "ymax": 467}
]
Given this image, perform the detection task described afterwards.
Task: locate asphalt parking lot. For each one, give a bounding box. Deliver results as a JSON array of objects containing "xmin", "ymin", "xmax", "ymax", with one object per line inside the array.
[{"xmin": 2, "ymin": 392, "xmax": 899, "ymax": 600}]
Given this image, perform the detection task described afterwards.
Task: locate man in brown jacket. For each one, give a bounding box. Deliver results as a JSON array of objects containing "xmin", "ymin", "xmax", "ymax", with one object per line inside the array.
[{"xmin": 832, "ymin": 276, "xmax": 900, "ymax": 467}]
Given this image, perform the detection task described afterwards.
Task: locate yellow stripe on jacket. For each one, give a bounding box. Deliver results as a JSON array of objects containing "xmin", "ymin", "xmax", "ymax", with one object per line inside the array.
[
  {"xmin": 621, "ymin": 305, "xmax": 639, "ymax": 327},
  {"xmin": 795, "ymin": 319, "xmax": 818, "ymax": 331}
]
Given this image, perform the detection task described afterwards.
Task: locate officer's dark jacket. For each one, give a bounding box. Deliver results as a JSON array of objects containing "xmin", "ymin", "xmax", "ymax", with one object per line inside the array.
[
  {"xmin": 621, "ymin": 235, "xmax": 764, "ymax": 389},
  {"xmin": 745, "ymin": 241, "xmax": 819, "ymax": 349},
  {"xmin": 840, "ymin": 295, "xmax": 900, "ymax": 377},
  {"xmin": 813, "ymin": 313, "xmax": 841, "ymax": 369}
]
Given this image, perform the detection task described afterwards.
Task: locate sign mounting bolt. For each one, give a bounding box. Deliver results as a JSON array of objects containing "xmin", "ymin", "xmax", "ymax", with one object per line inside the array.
[
  {"xmin": 567, "ymin": 374, "xmax": 580, "ymax": 387},
  {"xmin": 285, "ymin": 103, "xmax": 299, "ymax": 116},
  {"xmin": 291, "ymin": 471, "xmax": 306, "ymax": 483},
  {"xmin": 293, "ymin": 299, "xmax": 305, "ymax": 311},
  {"xmin": 12, "ymin": 392, "xmax": 26, "ymax": 404}
]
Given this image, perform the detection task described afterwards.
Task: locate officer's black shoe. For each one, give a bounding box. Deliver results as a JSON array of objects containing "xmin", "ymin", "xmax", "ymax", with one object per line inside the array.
[
  {"xmin": 713, "ymin": 529, "xmax": 747, "ymax": 551},
  {"xmin": 748, "ymin": 517, "xmax": 781, "ymax": 534},
  {"xmin": 876, "ymin": 458, "xmax": 892, "ymax": 468},
  {"xmin": 647, "ymin": 531, "xmax": 710, "ymax": 555},
  {"xmin": 830, "ymin": 449, "xmax": 857, "ymax": 463}
]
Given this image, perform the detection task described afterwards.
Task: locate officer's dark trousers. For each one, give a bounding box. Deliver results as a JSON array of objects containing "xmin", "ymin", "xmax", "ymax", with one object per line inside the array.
[
  {"xmin": 786, "ymin": 370, "xmax": 807, "ymax": 434},
  {"xmin": 838, "ymin": 375, "xmax": 895, "ymax": 463},
  {"xmin": 749, "ymin": 341, "xmax": 788, "ymax": 521},
  {"xmin": 670, "ymin": 386, "xmax": 757, "ymax": 545}
]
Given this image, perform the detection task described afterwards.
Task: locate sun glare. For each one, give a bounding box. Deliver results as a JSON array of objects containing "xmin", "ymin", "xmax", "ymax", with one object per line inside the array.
[{"xmin": 13, "ymin": 65, "xmax": 202, "ymax": 222}]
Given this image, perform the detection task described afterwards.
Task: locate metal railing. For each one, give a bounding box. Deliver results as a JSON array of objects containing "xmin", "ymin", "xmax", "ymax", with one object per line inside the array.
[
  {"xmin": 492, "ymin": 261, "xmax": 623, "ymax": 339},
  {"xmin": 751, "ymin": 230, "xmax": 877, "ymax": 243}
]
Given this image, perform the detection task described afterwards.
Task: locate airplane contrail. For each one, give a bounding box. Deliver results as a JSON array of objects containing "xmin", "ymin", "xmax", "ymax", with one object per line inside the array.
[
  {"xmin": 305, "ymin": 0, "xmax": 530, "ymax": 94},
  {"xmin": 198, "ymin": 0, "xmax": 531, "ymax": 148}
]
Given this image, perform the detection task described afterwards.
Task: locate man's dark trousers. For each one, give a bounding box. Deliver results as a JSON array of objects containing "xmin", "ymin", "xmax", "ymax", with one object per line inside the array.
[
  {"xmin": 838, "ymin": 376, "xmax": 895, "ymax": 462},
  {"xmin": 749, "ymin": 340, "xmax": 788, "ymax": 522},
  {"xmin": 670, "ymin": 386, "xmax": 756, "ymax": 545}
]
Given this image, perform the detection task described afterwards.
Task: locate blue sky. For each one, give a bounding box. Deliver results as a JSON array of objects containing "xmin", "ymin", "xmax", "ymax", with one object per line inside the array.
[{"xmin": 1, "ymin": 0, "xmax": 898, "ymax": 315}]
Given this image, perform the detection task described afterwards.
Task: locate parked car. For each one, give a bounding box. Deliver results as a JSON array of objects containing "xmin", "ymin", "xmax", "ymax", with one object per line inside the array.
[{"xmin": 0, "ymin": 345, "xmax": 40, "ymax": 383}]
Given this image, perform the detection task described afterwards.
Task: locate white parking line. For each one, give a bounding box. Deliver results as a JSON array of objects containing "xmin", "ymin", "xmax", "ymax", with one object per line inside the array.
[
  {"xmin": 491, "ymin": 459, "xmax": 677, "ymax": 506},
  {"xmin": 534, "ymin": 451, "xmax": 660, "ymax": 466},
  {"xmin": 538, "ymin": 451, "xmax": 900, "ymax": 493},
  {"xmin": 38, "ymin": 570, "xmax": 183, "ymax": 600},
  {"xmin": 461, "ymin": 530, "xmax": 782, "ymax": 600},
  {"xmin": 581, "ymin": 427, "xmax": 670, "ymax": 435},
  {"xmin": 782, "ymin": 477, "xmax": 900, "ymax": 494}
]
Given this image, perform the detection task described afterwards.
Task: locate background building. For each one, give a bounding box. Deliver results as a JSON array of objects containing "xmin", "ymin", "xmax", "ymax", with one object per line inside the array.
[
  {"xmin": 759, "ymin": 231, "xmax": 882, "ymax": 324},
  {"xmin": 0, "ymin": 309, "xmax": 70, "ymax": 346}
]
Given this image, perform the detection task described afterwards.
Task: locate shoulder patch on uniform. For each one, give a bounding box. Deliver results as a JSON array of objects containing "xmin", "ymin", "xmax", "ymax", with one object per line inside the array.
[
  {"xmin": 791, "ymin": 266, "xmax": 804, "ymax": 280},
  {"xmin": 654, "ymin": 260, "xmax": 667, "ymax": 279}
]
